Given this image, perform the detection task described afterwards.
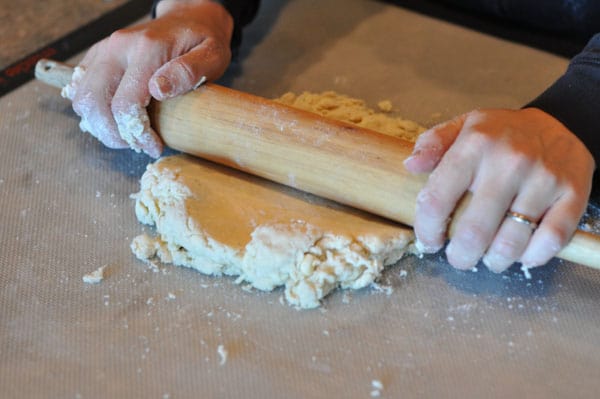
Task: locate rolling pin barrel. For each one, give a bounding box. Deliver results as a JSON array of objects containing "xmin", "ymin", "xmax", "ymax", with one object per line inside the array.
[
  {"xmin": 152, "ymin": 83, "xmax": 427, "ymax": 226},
  {"xmin": 35, "ymin": 59, "xmax": 600, "ymax": 270}
]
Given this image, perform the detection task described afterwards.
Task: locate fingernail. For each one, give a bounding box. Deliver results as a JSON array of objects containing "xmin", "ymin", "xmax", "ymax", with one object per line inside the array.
[
  {"xmin": 403, "ymin": 146, "xmax": 442, "ymax": 171},
  {"xmin": 145, "ymin": 143, "xmax": 163, "ymax": 159},
  {"xmin": 154, "ymin": 75, "xmax": 173, "ymax": 98},
  {"xmin": 414, "ymin": 238, "xmax": 441, "ymax": 254},
  {"xmin": 403, "ymin": 154, "xmax": 416, "ymax": 169},
  {"xmin": 482, "ymin": 252, "xmax": 511, "ymax": 273},
  {"xmin": 446, "ymin": 243, "xmax": 477, "ymax": 270}
]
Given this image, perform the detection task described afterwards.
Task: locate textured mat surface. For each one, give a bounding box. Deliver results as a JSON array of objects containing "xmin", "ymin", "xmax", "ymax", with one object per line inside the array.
[{"xmin": 1, "ymin": 1, "xmax": 598, "ymax": 398}]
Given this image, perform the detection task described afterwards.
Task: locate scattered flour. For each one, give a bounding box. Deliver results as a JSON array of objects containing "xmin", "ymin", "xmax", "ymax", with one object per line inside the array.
[
  {"xmin": 217, "ymin": 344, "xmax": 228, "ymax": 366},
  {"xmin": 82, "ymin": 264, "xmax": 108, "ymax": 284},
  {"xmin": 370, "ymin": 379, "xmax": 384, "ymax": 397},
  {"xmin": 520, "ymin": 265, "xmax": 532, "ymax": 280}
]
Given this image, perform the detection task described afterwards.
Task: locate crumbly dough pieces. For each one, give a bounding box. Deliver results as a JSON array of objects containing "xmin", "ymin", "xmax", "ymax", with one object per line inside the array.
[
  {"xmin": 275, "ymin": 91, "xmax": 425, "ymax": 142},
  {"xmin": 131, "ymin": 91, "xmax": 424, "ymax": 308}
]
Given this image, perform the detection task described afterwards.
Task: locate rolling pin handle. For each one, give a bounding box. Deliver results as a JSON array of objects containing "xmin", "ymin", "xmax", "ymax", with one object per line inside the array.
[{"xmin": 35, "ymin": 59, "xmax": 74, "ymax": 89}]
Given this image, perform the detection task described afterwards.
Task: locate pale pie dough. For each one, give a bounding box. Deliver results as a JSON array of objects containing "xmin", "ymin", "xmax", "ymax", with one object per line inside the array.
[{"xmin": 131, "ymin": 92, "xmax": 424, "ymax": 308}]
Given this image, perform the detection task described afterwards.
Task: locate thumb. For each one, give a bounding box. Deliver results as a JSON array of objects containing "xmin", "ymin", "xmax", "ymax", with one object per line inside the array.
[
  {"xmin": 149, "ymin": 39, "xmax": 231, "ymax": 100},
  {"xmin": 403, "ymin": 114, "xmax": 466, "ymax": 174}
]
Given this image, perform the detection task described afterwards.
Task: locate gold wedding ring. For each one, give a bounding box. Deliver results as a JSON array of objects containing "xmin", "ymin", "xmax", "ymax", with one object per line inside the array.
[{"xmin": 505, "ymin": 211, "xmax": 538, "ymax": 230}]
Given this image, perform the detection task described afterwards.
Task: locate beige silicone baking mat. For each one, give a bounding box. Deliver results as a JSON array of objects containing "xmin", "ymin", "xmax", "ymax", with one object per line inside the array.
[{"xmin": 2, "ymin": 1, "xmax": 599, "ymax": 398}]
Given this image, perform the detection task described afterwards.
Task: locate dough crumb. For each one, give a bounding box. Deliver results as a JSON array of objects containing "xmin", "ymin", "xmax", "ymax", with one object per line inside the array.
[
  {"xmin": 371, "ymin": 379, "xmax": 384, "ymax": 397},
  {"xmin": 83, "ymin": 265, "xmax": 108, "ymax": 284},
  {"xmin": 217, "ymin": 344, "xmax": 228, "ymax": 366},
  {"xmin": 521, "ymin": 265, "xmax": 532, "ymax": 280},
  {"xmin": 377, "ymin": 100, "xmax": 393, "ymax": 112},
  {"xmin": 371, "ymin": 281, "xmax": 394, "ymax": 296},
  {"xmin": 342, "ymin": 291, "xmax": 352, "ymax": 304}
]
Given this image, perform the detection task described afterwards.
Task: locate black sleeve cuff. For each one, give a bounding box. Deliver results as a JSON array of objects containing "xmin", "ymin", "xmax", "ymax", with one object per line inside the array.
[
  {"xmin": 526, "ymin": 34, "xmax": 600, "ymax": 202},
  {"xmin": 150, "ymin": 0, "xmax": 260, "ymax": 51}
]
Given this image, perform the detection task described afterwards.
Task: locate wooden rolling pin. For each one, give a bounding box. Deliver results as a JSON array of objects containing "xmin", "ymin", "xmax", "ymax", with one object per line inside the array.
[{"xmin": 35, "ymin": 59, "xmax": 600, "ymax": 270}]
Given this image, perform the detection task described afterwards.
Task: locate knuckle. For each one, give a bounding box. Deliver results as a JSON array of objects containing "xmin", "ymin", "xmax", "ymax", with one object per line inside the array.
[
  {"xmin": 416, "ymin": 188, "xmax": 447, "ymax": 220},
  {"xmin": 456, "ymin": 222, "xmax": 489, "ymax": 250},
  {"xmin": 443, "ymin": 138, "xmax": 481, "ymax": 167},
  {"xmin": 463, "ymin": 109, "xmax": 484, "ymax": 125},
  {"xmin": 538, "ymin": 167, "xmax": 560, "ymax": 189},
  {"xmin": 542, "ymin": 225, "xmax": 570, "ymax": 250},
  {"xmin": 110, "ymin": 95, "xmax": 132, "ymax": 116},
  {"xmin": 206, "ymin": 38, "xmax": 231, "ymax": 60},
  {"xmin": 493, "ymin": 236, "xmax": 523, "ymax": 259},
  {"xmin": 107, "ymin": 28, "xmax": 162, "ymax": 57},
  {"xmin": 441, "ymin": 151, "xmax": 469, "ymax": 170},
  {"xmin": 508, "ymin": 152, "xmax": 534, "ymax": 174},
  {"xmin": 135, "ymin": 29, "xmax": 162, "ymax": 51},
  {"xmin": 203, "ymin": 37, "xmax": 227, "ymax": 53},
  {"xmin": 106, "ymin": 29, "xmax": 132, "ymax": 48},
  {"xmin": 170, "ymin": 58, "xmax": 196, "ymax": 85}
]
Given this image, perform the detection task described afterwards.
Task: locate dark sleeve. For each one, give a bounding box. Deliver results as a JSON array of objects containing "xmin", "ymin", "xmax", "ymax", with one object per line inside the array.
[
  {"xmin": 526, "ymin": 34, "xmax": 600, "ymax": 201},
  {"xmin": 437, "ymin": 0, "xmax": 600, "ymax": 37},
  {"xmin": 151, "ymin": 0, "xmax": 261, "ymax": 50}
]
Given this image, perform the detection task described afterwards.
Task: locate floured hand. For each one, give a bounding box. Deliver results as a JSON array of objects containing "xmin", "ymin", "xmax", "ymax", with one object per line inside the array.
[
  {"xmin": 404, "ymin": 108, "xmax": 595, "ymax": 273},
  {"xmin": 62, "ymin": 0, "xmax": 234, "ymax": 158}
]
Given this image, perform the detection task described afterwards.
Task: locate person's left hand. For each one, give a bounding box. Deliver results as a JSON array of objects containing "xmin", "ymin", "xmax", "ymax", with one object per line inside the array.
[{"xmin": 403, "ymin": 107, "xmax": 595, "ymax": 273}]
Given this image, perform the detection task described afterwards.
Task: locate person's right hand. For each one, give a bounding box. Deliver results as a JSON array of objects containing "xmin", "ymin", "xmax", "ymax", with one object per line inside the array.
[{"xmin": 61, "ymin": 0, "xmax": 234, "ymax": 158}]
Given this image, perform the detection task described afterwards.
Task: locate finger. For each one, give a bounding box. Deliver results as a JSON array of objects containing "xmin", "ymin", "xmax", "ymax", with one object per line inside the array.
[
  {"xmin": 72, "ymin": 60, "xmax": 128, "ymax": 149},
  {"xmin": 61, "ymin": 65, "xmax": 86, "ymax": 102},
  {"xmin": 403, "ymin": 115, "xmax": 466, "ymax": 174},
  {"xmin": 520, "ymin": 193, "xmax": 586, "ymax": 268},
  {"xmin": 482, "ymin": 215, "xmax": 535, "ymax": 273},
  {"xmin": 149, "ymin": 37, "xmax": 231, "ymax": 100},
  {"xmin": 413, "ymin": 136, "xmax": 478, "ymax": 253},
  {"xmin": 480, "ymin": 163, "xmax": 555, "ymax": 272},
  {"xmin": 482, "ymin": 198, "xmax": 547, "ymax": 273},
  {"xmin": 445, "ymin": 168, "xmax": 518, "ymax": 270},
  {"xmin": 61, "ymin": 43, "xmax": 100, "ymax": 102},
  {"xmin": 112, "ymin": 65, "xmax": 164, "ymax": 158},
  {"xmin": 78, "ymin": 41, "xmax": 100, "ymax": 70}
]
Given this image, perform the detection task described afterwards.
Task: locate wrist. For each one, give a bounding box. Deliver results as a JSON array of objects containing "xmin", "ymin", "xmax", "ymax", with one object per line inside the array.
[
  {"xmin": 153, "ymin": 0, "xmax": 233, "ymax": 42},
  {"xmin": 155, "ymin": 0, "xmax": 229, "ymax": 19}
]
